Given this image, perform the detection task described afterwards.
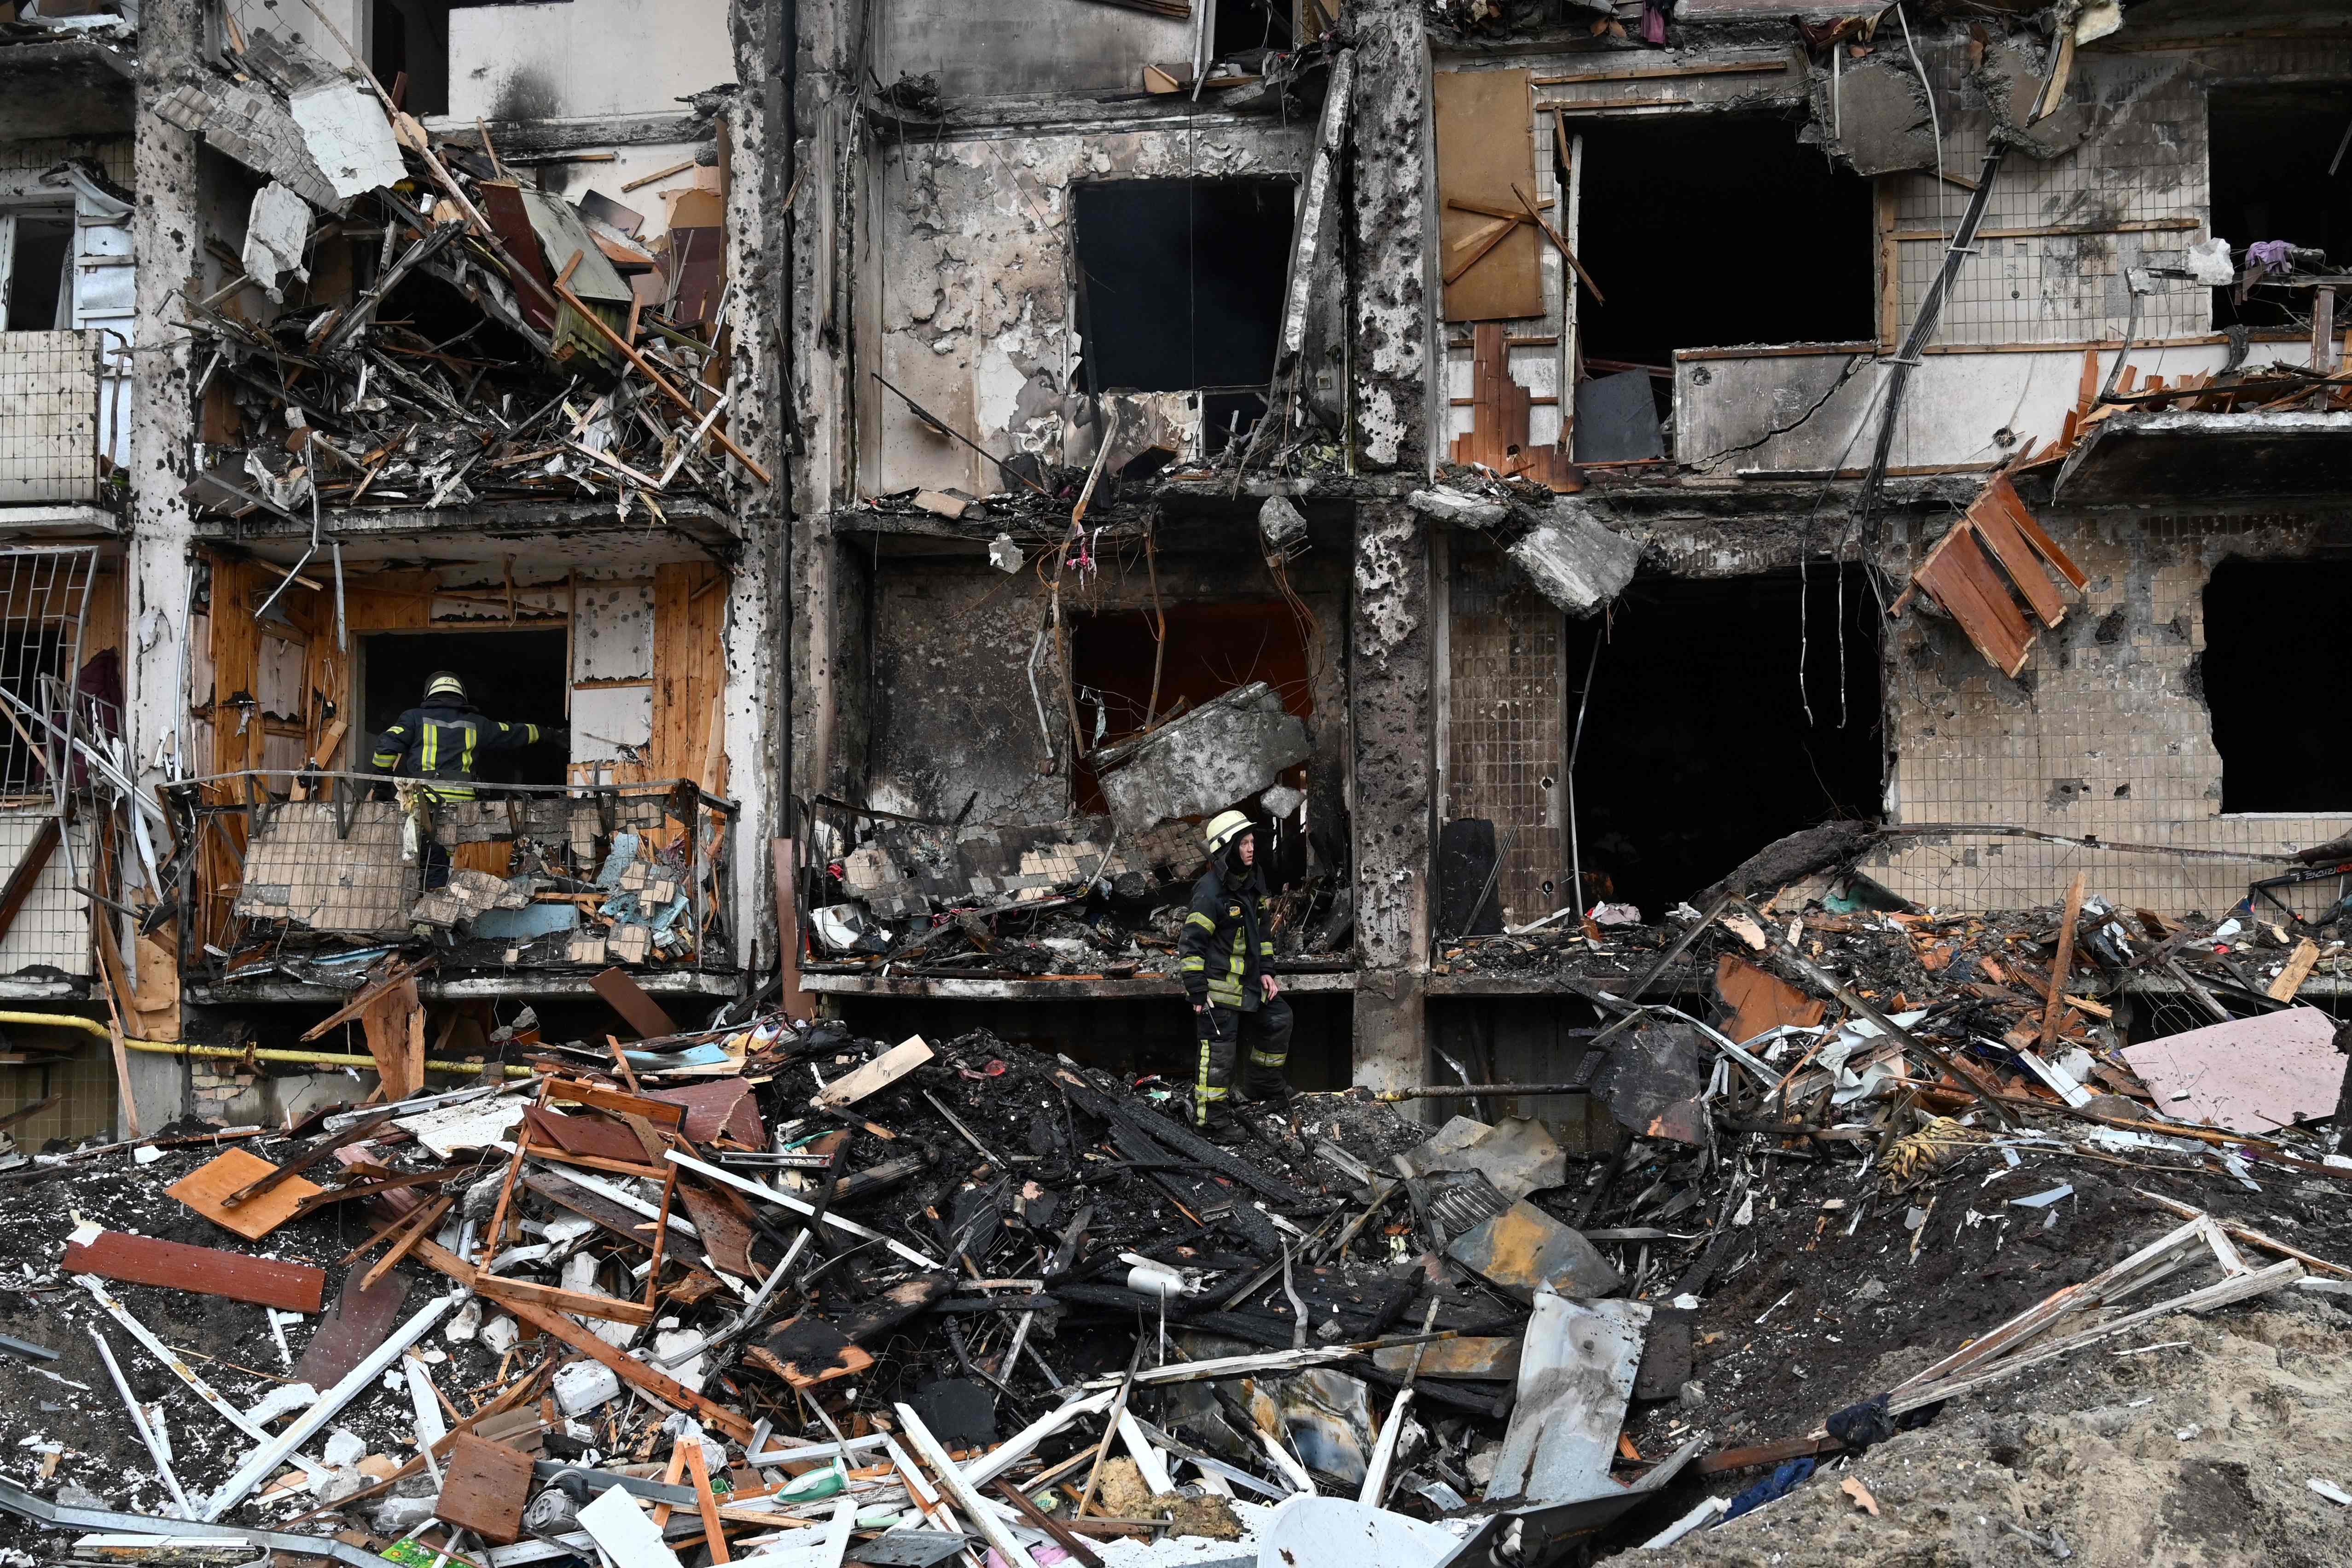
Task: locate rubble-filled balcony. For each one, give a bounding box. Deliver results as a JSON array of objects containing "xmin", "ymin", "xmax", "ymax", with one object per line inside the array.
[
  {"xmin": 0, "ymin": 329, "xmax": 125, "ymax": 523},
  {"xmin": 171, "ymin": 770, "xmax": 742, "ymax": 1005}
]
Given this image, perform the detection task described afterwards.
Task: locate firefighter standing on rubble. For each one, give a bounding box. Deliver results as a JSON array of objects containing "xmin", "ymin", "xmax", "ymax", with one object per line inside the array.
[{"xmin": 1179, "ymin": 810, "xmax": 1293, "ymax": 1136}]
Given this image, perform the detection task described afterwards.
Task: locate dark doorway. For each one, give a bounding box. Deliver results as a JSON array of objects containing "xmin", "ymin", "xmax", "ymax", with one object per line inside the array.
[
  {"xmin": 1566, "ymin": 566, "xmax": 1883, "ymax": 917},
  {"xmin": 360, "ymin": 628, "xmax": 569, "ymax": 788},
  {"xmin": 1072, "ymin": 179, "xmax": 1295, "ymax": 394},
  {"xmin": 2208, "ymin": 85, "xmax": 2352, "ymax": 331},
  {"xmin": 1571, "ymin": 116, "xmax": 1875, "ymax": 368},
  {"xmin": 2203, "ymin": 558, "xmax": 2352, "ymax": 812},
  {"xmin": 1213, "ymin": 0, "xmax": 1291, "ymax": 59}
]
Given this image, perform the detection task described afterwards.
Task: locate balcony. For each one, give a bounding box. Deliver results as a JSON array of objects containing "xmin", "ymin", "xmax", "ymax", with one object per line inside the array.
[
  {"xmin": 171, "ymin": 770, "xmax": 743, "ymax": 1005},
  {"xmin": 0, "ymin": 330, "xmax": 123, "ymax": 521}
]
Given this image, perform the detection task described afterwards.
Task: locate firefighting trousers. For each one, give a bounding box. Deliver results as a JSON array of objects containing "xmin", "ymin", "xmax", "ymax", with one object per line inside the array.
[{"xmin": 1194, "ymin": 995, "xmax": 1294, "ymax": 1122}]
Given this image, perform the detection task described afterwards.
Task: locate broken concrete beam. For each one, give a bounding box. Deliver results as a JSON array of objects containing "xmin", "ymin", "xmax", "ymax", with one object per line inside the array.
[
  {"xmin": 1808, "ymin": 54, "xmax": 1936, "ymax": 176},
  {"xmin": 1093, "ymin": 682, "xmax": 1312, "ymax": 833},
  {"xmin": 1407, "ymin": 487, "xmax": 1508, "ymax": 528},
  {"xmin": 1501, "ymin": 501, "xmax": 1639, "ymax": 618}
]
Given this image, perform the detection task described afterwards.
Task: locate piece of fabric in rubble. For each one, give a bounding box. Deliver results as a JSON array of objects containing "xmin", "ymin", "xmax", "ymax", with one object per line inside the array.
[{"xmin": 1721, "ymin": 1456, "xmax": 1815, "ymax": 1522}]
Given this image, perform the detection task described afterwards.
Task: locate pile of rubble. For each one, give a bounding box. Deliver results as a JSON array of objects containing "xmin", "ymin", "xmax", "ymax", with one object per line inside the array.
[
  {"xmin": 174, "ymin": 21, "xmax": 756, "ymax": 532},
  {"xmin": 4, "ymin": 857, "xmax": 2352, "ymax": 1566}
]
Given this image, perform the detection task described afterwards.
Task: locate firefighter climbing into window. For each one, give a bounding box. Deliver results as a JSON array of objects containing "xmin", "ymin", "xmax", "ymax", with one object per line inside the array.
[
  {"xmin": 369, "ymin": 672, "xmax": 564, "ymax": 801},
  {"xmin": 1179, "ymin": 809, "xmax": 1293, "ymax": 1138}
]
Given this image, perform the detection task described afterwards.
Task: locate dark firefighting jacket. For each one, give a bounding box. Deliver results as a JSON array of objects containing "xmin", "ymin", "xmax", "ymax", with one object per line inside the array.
[
  {"xmin": 370, "ymin": 702, "xmax": 543, "ymax": 800},
  {"xmin": 1178, "ymin": 862, "xmax": 1273, "ymax": 1011}
]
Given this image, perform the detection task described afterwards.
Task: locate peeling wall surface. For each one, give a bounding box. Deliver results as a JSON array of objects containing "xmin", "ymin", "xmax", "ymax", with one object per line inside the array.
[
  {"xmin": 862, "ymin": 122, "xmax": 1309, "ymax": 496},
  {"xmin": 447, "ymin": 0, "xmax": 738, "ymax": 122},
  {"xmin": 874, "ymin": 0, "xmax": 1192, "ymax": 99}
]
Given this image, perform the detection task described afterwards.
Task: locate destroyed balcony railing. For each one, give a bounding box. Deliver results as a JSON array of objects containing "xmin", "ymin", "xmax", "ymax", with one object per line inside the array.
[
  {"xmin": 0, "ymin": 331, "xmax": 125, "ymax": 512},
  {"xmin": 168, "ymin": 770, "xmax": 738, "ymax": 984}
]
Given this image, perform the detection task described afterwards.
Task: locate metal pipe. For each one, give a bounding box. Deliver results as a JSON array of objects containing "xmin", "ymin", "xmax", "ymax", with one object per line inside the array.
[{"xmin": 0, "ymin": 1012, "xmax": 533, "ymax": 1077}]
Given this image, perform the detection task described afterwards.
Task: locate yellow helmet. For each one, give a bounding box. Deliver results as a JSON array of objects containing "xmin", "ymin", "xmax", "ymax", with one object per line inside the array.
[{"xmin": 1204, "ymin": 810, "xmax": 1253, "ymax": 856}]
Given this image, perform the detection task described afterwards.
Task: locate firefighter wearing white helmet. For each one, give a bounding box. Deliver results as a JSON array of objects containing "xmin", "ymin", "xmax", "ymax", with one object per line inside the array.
[{"xmin": 1177, "ymin": 808, "xmax": 1293, "ymax": 1136}]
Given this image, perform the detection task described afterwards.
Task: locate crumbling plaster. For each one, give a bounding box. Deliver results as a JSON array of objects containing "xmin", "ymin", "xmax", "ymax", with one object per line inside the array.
[{"xmin": 861, "ymin": 120, "xmax": 1310, "ymax": 498}]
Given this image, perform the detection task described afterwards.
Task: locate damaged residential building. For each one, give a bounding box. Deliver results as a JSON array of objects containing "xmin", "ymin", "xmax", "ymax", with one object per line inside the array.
[
  {"xmin": 0, "ymin": 0, "xmax": 781, "ymax": 1140},
  {"xmin": 783, "ymin": 0, "xmax": 2352, "ymax": 1121},
  {"xmin": 6, "ymin": 0, "xmax": 2352, "ymax": 1138}
]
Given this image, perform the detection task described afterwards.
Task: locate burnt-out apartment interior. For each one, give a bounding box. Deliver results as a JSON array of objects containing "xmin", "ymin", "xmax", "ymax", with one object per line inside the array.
[{"xmin": 1, "ymin": 0, "xmax": 2351, "ymax": 1243}]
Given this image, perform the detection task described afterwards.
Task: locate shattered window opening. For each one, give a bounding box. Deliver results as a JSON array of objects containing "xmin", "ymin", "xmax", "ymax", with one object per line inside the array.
[
  {"xmin": 2208, "ymin": 83, "xmax": 2352, "ymax": 334},
  {"xmin": 0, "ymin": 206, "xmax": 72, "ymax": 331},
  {"xmin": 1565, "ymin": 565, "xmax": 1883, "ymax": 919},
  {"xmin": 2201, "ymin": 557, "xmax": 2352, "ymax": 814},
  {"xmin": 1571, "ymin": 115, "xmax": 1875, "ymax": 373},
  {"xmin": 1072, "ymin": 178, "xmax": 1296, "ymax": 396}
]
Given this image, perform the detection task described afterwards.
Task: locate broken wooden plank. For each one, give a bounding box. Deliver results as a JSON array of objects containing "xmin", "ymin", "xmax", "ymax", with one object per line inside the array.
[
  {"xmin": 2040, "ymin": 871, "xmax": 2086, "ymax": 1049},
  {"xmin": 167, "ymin": 1149, "xmax": 325, "ymax": 1242},
  {"xmin": 360, "ymin": 1194, "xmax": 453, "ymax": 1293},
  {"xmin": 1968, "ymin": 474, "xmax": 2069, "ymax": 629},
  {"xmin": 436, "ymin": 1432, "xmax": 535, "ymax": 1545},
  {"xmin": 2270, "ymin": 937, "xmax": 2322, "ymax": 1002},
  {"xmin": 1915, "ymin": 523, "xmax": 2033, "ymax": 677},
  {"xmin": 65, "ymin": 1231, "xmax": 325, "ymax": 1313},
  {"xmin": 811, "ymin": 1036, "xmax": 933, "ymax": 1110},
  {"xmin": 295, "ymin": 1270, "xmax": 414, "ymax": 1389},
  {"xmin": 591, "ymin": 966, "xmax": 680, "ymax": 1039}
]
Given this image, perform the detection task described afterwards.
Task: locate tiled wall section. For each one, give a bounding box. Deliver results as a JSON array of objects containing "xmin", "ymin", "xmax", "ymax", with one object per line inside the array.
[{"xmin": 1870, "ymin": 508, "xmax": 2352, "ymax": 917}]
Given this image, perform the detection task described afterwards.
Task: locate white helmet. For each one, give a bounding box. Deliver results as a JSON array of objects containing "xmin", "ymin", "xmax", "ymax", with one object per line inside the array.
[{"xmin": 1204, "ymin": 810, "xmax": 1253, "ymax": 856}]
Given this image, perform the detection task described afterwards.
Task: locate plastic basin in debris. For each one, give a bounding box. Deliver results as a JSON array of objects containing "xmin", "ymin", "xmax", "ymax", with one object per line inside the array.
[{"xmin": 1255, "ymin": 1496, "xmax": 1457, "ymax": 1568}]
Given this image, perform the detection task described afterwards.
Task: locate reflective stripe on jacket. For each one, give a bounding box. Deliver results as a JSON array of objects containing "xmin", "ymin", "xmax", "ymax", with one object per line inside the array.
[
  {"xmin": 371, "ymin": 703, "xmax": 541, "ymax": 800},
  {"xmin": 1177, "ymin": 863, "xmax": 1274, "ymax": 1011}
]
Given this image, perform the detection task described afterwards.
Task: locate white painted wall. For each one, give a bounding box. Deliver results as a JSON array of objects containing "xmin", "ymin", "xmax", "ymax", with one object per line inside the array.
[
  {"xmin": 1674, "ymin": 338, "xmax": 2266, "ymax": 475},
  {"xmin": 447, "ymin": 0, "xmax": 738, "ymax": 122}
]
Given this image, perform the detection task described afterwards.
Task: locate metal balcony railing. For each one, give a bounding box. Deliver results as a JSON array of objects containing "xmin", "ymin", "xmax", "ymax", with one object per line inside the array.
[
  {"xmin": 0, "ymin": 331, "xmax": 119, "ymax": 509},
  {"xmin": 169, "ymin": 770, "xmax": 740, "ymax": 983}
]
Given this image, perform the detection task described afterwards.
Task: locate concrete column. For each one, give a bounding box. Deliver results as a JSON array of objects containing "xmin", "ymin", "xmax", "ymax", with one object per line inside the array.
[
  {"xmin": 1345, "ymin": 0, "xmax": 1435, "ymax": 1095},
  {"xmin": 1349, "ymin": 497, "xmax": 1434, "ymax": 1098},
  {"xmin": 120, "ymin": 0, "xmax": 206, "ymax": 1133},
  {"xmin": 1347, "ymin": 0, "xmax": 1434, "ymax": 472}
]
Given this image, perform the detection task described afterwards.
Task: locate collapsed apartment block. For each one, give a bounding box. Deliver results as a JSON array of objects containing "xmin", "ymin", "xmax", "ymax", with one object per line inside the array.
[{"xmin": 1, "ymin": 0, "xmax": 2351, "ymax": 1140}]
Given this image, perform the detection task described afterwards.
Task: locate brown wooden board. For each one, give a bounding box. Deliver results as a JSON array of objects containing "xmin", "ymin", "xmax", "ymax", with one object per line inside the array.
[
  {"xmin": 294, "ymin": 1269, "xmax": 414, "ymax": 1388},
  {"xmin": 66, "ymin": 1231, "xmax": 325, "ymax": 1313},
  {"xmin": 526, "ymin": 1104, "xmax": 650, "ymax": 1166},
  {"xmin": 2000, "ymin": 488, "xmax": 2089, "ymax": 589},
  {"xmin": 499, "ymin": 1294, "xmax": 755, "ymax": 1441},
  {"xmin": 592, "ymin": 966, "xmax": 679, "ymax": 1038},
  {"xmin": 1436, "ymin": 68, "xmax": 1543, "ymax": 321},
  {"xmin": 1945, "ymin": 522, "xmax": 2037, "ymax": 674},
  {"xmin": 360, "ymin": 977, "xmax": 424, "ymax": 1101},
  {"xmin": 1916, "ymin": 525, "xmax": 2031, "ymax": 677},
  {"xmin": 436, "ymin": 1432, "xmax": 535, "ymax": 1545},
  {"xmin": 546, "ymin": 1077, "xmax": 687, "ymax": 1130},
  {"xmin": 167, "ymin": 1149, "xmax": 325, "ymax": 1242},
  {"xmin": 672, "ymin": 1179, "xmax": 759, "ymax": 1279},
  {"xmin": 1969, "ymin": 475, "xmax": 2068, "ymax": 627},
  {"xmin": 647, "ymin": 1078, "xmax": 765, "ymax": 1146},
  {"xmin": 476, "ymin": 182, "xmax": 558, "ymax": 335}
]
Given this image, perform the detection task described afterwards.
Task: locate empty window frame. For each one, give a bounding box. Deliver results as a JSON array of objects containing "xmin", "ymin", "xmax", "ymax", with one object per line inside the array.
[
  {"xmin": 0, "ymin": 208, "xmax": 73, "ymax": 332},
  {"xmin": 1072, "ymin": 179, "xmax": 1295, "ymax": 396},
  {"xmin": 2202, "ymin": 558, "xmax": 2352, "ymax": 813},
  {"xmin": 2208, "ymin": 85, "xmax": 2352, "ymax": 333},
  {"xmin": 1570, "ymin": 115, "xmax": 1875, "ymax": 367}
]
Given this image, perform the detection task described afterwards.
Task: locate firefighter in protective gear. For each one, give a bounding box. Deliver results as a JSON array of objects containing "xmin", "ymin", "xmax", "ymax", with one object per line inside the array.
[
  {"xmin": 370, "ymin": 672, "xmax": 564, "ymax": 802},
  {"xmin": 1178, "ymin": 808, "xmax": 1293, "ymax": 1133}
]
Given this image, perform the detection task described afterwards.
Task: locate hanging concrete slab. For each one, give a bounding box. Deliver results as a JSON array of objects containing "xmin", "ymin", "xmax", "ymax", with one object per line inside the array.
[{"xmin": 1094, "ymin": 682, "xmax": 1311, "ymax": 834}]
